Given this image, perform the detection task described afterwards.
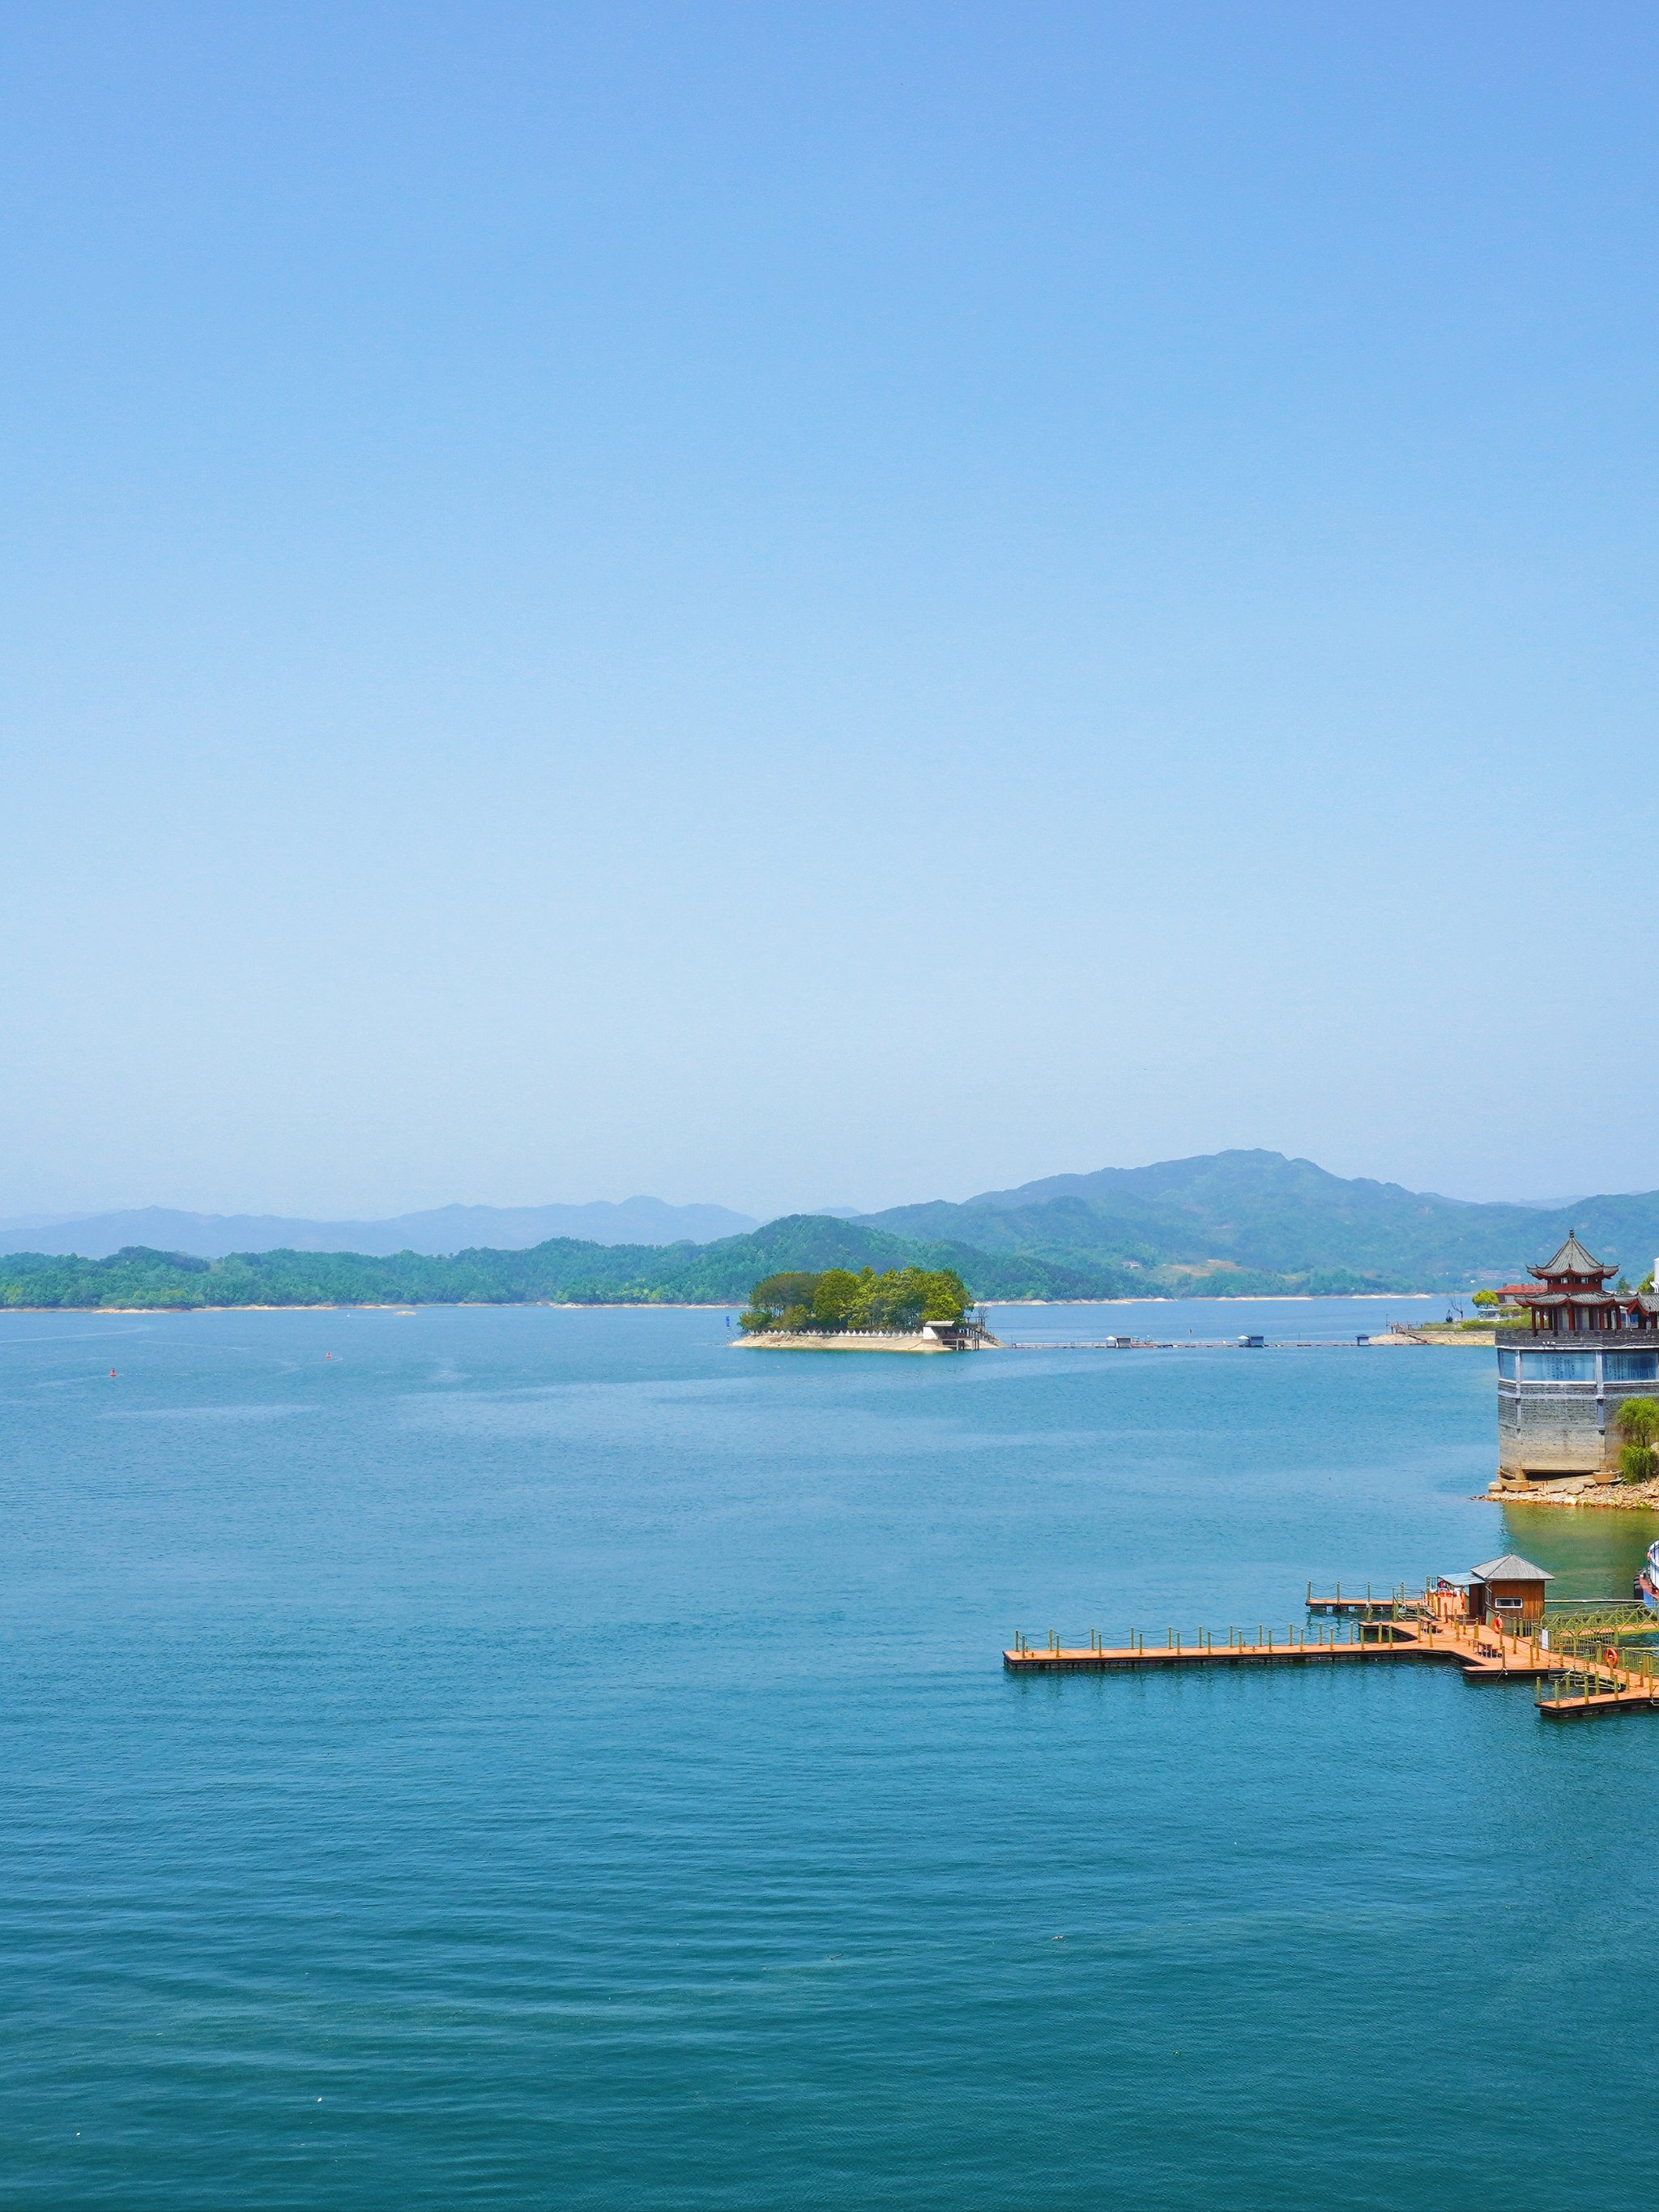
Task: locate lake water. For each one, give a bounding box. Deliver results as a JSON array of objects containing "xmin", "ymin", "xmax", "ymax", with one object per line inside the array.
[
  {"xmin": 3, "ymin": 1301, "xmax": 1656, "ymax": 2210},
  {"xmin": 988, "ymin": 1291, "xmax": 1462, "ymax": 1343}
]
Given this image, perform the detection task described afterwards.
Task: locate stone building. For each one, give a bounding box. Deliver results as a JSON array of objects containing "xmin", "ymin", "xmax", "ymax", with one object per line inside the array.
[{"xmin": 1495, "ymin": 1235, "xmax": 1659, "ymax": 1481}]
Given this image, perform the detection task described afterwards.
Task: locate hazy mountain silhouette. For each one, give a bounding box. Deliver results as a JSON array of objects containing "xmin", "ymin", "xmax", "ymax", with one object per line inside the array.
[
  {"xmin": 0, "ymin": 1197, "xmax": 758, "ymax": 1260},
  {"xmin": 9, "ymin": 1151, "xmax": 1659, "ymax": 1290}
]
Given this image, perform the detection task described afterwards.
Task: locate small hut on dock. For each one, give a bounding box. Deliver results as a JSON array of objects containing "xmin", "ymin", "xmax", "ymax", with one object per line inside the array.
[
  {"xmin": 1469, "ymin": 1554, "xmax": 1552, "ymax": 1629},
  {"xmin": 919, "ymin": 1315, "xmax": 997, "ymax": 1350}
]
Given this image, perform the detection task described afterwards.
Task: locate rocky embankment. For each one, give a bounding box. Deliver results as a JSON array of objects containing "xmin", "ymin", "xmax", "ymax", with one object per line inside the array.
[{"xmin": 1483, "ymin": 1472, "xmax": 1659, "ymax": 1510}]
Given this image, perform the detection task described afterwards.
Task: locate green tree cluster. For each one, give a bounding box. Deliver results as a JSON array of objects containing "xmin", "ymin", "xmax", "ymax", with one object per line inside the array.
[
  {"xmin": 1617, "ymin": 1397, "xmax": 1659, "ymax": 1484},
  {"xmin": 739, "ymin": 1266, "xmax": 972, "ymax": 1334},
  {"xmin": 0, "ymin": 1221, "xmax": 1091, "ymax": 1312}
]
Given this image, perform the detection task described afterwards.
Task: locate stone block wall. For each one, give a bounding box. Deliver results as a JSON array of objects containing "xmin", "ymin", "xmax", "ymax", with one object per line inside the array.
[
  {"xmin": 1496, "ymin": 1359, "xmax": 1659, "ymax": 1478},
  {"xmin": 1497, "ymin": 1386, "xmax": 1605, "ymax": 1475}
]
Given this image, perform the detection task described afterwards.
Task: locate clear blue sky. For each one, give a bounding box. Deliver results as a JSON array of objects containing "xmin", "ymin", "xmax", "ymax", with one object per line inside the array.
[{"xmin": 4, "ymin": 2, "xmax": 1657, "ymax": 1223}]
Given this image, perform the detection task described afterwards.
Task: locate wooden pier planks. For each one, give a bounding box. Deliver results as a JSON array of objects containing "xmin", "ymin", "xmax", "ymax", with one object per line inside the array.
[
  {"xmin": 1003, "ymin": 1638, "xmax": 1419, "ymax": 1672},
  {"xmin": 1004, "ymin": 1608, "xmax": 1659, "ymax": 1720},
  {"xmin": 1004, "ymin": 1623, "xmax": 1430, "ymax": 1673}
]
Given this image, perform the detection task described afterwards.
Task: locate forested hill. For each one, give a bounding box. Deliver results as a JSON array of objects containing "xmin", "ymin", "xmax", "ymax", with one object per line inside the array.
[
  {"xmin": 857, "ymin": 1150, "xmax": 1659, "ymax": 1293},
  {"xmin": 0, "ymin": 1216, "xmax": 1113, "ymax": 1311},
  {"xmin": 10, "ymin": 1151, "xmax": 1653, "ymax": 1308}
]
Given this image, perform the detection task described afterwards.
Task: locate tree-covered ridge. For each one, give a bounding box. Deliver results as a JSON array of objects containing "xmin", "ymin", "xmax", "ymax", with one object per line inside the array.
[
  {"xmin": 14, "ymin": 1150, "xmax": 1659, "ymax": 1306},
  {"xmin": 858, "ymin": 1149, "xmax": 1659, "ymax": 1292},
  {"xmin": 0, "ymin": 1218, "xmax": 1102, "ymax": 1311},
  {"xmin": 12, "ymin": 1149, "xmax": 1610, "ymax": 1305},
  {"xmin": 740, "ymin": 1266, "xmax": 972, "ymax": 1334}
]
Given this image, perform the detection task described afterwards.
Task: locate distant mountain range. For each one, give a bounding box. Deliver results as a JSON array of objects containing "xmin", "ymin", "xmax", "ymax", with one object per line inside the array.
[
  {"xmin": 0, "ymin": 1216, "xmax": 1094, "ymax": 1312},
  {"xmin": 3, "ymin": 1151, "xmax": 1657, "ymax": 1309},
  {"xmin": 0, "ymin": 1198, "xmax": 759, "ymax": 1260},
  {"xmin": 854, "ymin": 1151, "xmax": 1659, "ymax": 1294}
]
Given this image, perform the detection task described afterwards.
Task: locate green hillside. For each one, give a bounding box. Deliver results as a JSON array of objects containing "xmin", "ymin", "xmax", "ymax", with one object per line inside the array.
[
  {"xmin": 8, "ymin": 1151, "xmax": 1655, "ymax": 1309},
  {"xmin": 859, "ymin": 1150, "xmax": 1659, "ymax": 1293},
  {"xmin": 0, "ymin": 1215, "xmax": 1110, "ymax": 1311}
]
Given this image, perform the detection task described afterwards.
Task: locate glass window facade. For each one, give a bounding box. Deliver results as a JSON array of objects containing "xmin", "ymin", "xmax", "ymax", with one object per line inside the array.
[
  {"xmin": 1497, "ymin": 1349, "xmax": 1519, "ymax": 1380},
  {"xmin": 1604, "ymin": 1352, "xmax": 1659, "ymax": 1382},
  {"xmin": 1522, "ymin": 1352, "xmax": 1596, "ymax": 1381}
]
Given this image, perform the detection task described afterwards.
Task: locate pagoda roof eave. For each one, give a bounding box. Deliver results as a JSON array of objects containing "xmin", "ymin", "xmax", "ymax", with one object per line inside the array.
[{"xmin": 1529, "ymin": 1232, "xmax": 1614, "ymax": 1281}]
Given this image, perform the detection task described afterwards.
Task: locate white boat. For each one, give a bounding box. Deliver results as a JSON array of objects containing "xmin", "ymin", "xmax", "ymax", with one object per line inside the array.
[{"xmin": 1636, "ymin": 1542, "xmax": 1659, "ymax": 1612}]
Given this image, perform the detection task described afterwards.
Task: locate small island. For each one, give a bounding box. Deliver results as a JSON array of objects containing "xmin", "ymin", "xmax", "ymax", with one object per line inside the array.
[{"xmin": 734, "ymin": 1266, "xmax": 997, "ymax": 1352}]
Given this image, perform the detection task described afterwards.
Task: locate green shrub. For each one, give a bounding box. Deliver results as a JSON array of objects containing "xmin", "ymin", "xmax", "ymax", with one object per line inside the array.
[{"xmin": 1619, "ymin": 1443, "xmax": 1657, "ymax": 1485}]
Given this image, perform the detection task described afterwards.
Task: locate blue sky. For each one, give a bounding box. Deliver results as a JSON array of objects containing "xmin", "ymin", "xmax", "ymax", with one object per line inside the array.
[{"xmin": 3, "ymin": 2, "xmax": 1657, "ymax": 1222}]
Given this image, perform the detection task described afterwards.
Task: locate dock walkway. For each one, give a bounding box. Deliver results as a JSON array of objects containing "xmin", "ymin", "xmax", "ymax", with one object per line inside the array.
[
  {"xmin": 1004, "ymin": 1599, "xmax": 1659, "ymax": 1720},
  {"xmin": 1005, "ymin": 1339, "xmax": 1350, "ymax": 1351}
]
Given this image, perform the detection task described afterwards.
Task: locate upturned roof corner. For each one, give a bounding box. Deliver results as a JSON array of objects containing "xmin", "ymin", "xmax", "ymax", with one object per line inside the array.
[{"xmin": 1529, "ymin": 1233, "xmax": 1614, "ymax": 1283}]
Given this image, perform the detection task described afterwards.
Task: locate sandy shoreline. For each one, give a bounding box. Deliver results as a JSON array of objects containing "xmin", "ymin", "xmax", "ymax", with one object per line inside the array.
[
  {"xmin": 1368, "ymin": 1328, "xmax": 1499, "ymax": 1347},
  {"xmin": 733, "ymin": 1333, "xmax": 954, "ymax": 1354}
]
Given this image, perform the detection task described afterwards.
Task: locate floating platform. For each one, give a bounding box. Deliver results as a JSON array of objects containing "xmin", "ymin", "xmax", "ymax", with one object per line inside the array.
[
  {"xmin": 1304, "ymin": 1583, "xmax": 1411, "ymax": 1617},
  {"xmin": 999, "ymin": 1338, "xmax": 1472, "ymax": 1352},
  {"xmin": 1004, "ymin": 1599, "xmax": 1659, "ymax": 1721}
]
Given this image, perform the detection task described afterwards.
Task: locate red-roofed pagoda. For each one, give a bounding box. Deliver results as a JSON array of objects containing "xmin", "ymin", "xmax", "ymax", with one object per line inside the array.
[
  {"xmin": 1498, "ymin": 1236, "xmax": 1659, "ymax": 1483},
  {"xmin": 1514, "ymin": 1234, "xmax": 1659, "ymax": 1334}
]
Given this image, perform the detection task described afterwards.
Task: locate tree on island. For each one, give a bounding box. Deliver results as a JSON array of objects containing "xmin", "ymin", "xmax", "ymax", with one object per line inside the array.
[
  {"xmin": 1616, "ymin": 1396, "xmax": 1659, "ymax": 1484},
  {"xmin": 740, "ymin": 1265, "xmax": 972, "ymax": 1334}
]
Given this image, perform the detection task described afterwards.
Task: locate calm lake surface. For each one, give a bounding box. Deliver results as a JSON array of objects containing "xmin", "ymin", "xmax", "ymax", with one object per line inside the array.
[{"xmin": 3, "ymin": 1300, "xmax": 1655, "ymax": 2210}]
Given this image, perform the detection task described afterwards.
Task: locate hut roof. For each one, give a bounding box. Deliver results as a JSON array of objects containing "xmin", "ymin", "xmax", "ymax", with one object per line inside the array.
[{"xmin": 1471, "ymin": 1555, "xmax": 1554, "ymax": 1583}]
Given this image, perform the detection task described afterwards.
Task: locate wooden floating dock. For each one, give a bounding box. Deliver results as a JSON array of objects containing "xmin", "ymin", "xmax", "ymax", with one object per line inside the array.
[
  {"xmin": 1303, "ymin": 1582, "xmax": 1410, "ymax": 1617},
  {"xmin": 1004, "ymin": 1598, "xmax": 1659, "ymax": 1721}
]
